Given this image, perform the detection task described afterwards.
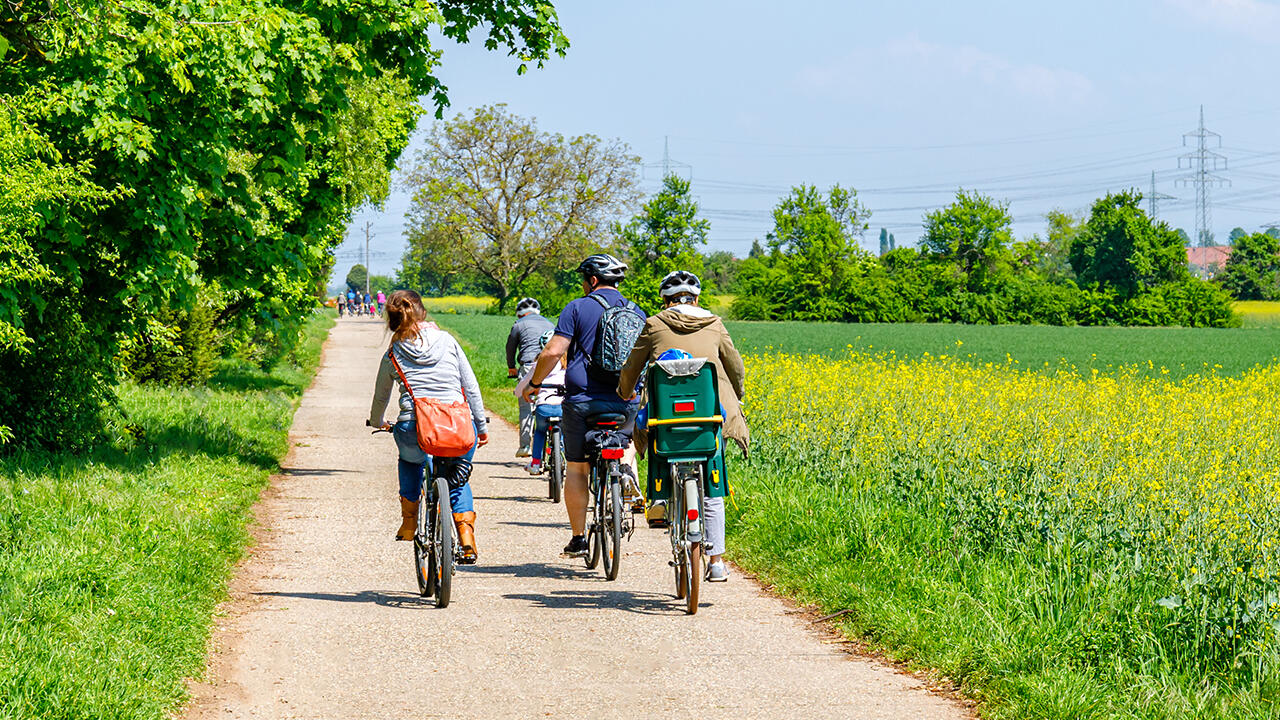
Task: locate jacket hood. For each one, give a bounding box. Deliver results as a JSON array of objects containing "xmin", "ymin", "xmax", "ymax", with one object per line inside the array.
[
  {"xmin": 394, "ymin": 327, "xmax": 450, "ymax": 365},
  {"xmin": 655, "ymin": 305, "xmax": 718, "ymax": 333}
]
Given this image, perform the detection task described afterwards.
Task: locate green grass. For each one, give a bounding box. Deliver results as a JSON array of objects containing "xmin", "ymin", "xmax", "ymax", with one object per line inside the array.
[
  {"xmin": 429, "ymin": 314, "xmax": 523, "ymax": 426},
  {"xmin": 435, "ymin": 309, "xmax": 1280, "ymax": 718},
  {"xmin": 725, "ymin": 320, "xmax": 1280, "ymax": 378},
  {"xmin": 0, "ymin": 310, "xmax": 334, "ymax": 720}
]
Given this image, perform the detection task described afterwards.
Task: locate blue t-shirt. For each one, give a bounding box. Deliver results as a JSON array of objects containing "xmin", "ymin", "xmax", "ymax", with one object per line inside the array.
[{"xmin": 554, "ymin": 288, "xmax": 647, "ymax": 403}]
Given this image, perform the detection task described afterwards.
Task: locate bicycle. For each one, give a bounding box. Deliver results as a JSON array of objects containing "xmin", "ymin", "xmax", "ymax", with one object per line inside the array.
[
  {"xmin": 580, "ymin": 412, "xmax": 634, "ymax": 581},
  {"xmin": 644, "ymin": 357, "xmax": 727, "ymax": 615},
  {"xmin": 369, "ymin": 421, "xmax": 461, "ymax": 608},
  {"xmin": 537, "ymin": 385, "xmax": 567, "ymax": 504}
]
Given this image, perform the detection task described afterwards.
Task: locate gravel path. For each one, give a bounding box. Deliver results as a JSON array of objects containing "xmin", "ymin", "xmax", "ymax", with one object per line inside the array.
[{"xmin": 186, "ymin": 318, "xmax": 969, "ymax": 720}]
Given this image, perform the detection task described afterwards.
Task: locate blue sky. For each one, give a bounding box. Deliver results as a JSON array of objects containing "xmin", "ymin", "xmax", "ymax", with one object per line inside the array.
[{"xmin": 333, "ymin": 0, "xmax": 1280, "ymax": 282}]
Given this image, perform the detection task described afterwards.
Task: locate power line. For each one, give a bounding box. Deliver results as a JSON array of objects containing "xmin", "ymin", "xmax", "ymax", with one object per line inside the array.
[
  {"xmin": 1176, "ymin": 106, "xmax": 1229, "ymax": 247},
  {"xmin": 1149, "ymin": 170, "xmax": 1175, "ymax": 220}
]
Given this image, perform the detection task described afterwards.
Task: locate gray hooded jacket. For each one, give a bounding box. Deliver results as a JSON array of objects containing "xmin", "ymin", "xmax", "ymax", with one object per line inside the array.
[{"xmin": 369, "ymin": 327, "xmax": 487, "ymax": 434}]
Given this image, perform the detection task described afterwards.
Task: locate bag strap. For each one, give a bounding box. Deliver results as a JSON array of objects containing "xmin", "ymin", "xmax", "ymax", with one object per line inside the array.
[
  {"xmin": 389, "ymin": 343, "xmax": 468, "ymax": 403},
  {"xmin": 589, "ymin": 292, "xmax": 610, "ymax": 309},
  {"xmin": 387, "ymin": 348, "xmax": 418, "ymax": 403}
]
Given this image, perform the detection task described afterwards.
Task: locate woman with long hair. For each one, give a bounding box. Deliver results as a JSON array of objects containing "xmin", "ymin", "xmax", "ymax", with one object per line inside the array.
[{"xmin": 369, "ymin": 290, "xmax": 489, "ymax": 562}]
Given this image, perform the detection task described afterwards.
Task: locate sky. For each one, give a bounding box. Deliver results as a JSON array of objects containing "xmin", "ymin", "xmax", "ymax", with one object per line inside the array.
[{"xmin": 331, "ymin": 0, "xmax": 1280, "ymax": 284}]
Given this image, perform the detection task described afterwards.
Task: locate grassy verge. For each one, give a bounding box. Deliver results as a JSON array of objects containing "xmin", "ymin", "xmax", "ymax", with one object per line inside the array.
[{"xmin": 0, "ymin": 310, "xmax": 334, "ymax": 720}]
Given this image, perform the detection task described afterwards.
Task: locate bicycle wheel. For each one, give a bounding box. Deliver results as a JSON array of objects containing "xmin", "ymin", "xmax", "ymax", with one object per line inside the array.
[
  {"xmin": 415, "ymin": 492, "xmax": 433, "ymax": 598},
  {"xmin": 585, "ymin": 469, "xmax": 601, "ymax": 569},
  {"xmin": 601, "ymin": 480, "xmax": 623, "ymax": 581},
  {"xmin": 548, "ymin": 430, "xmax": 563, "ymax": 504},
  {"xmin": 433, "ymin": 477, "xmax": 454, "ymax": 608},
  {"xmin": 684, "ymin": 541, "xmax": 702, "ymax": 615},
  {"xmin": 673, "ymin": 488, "xmax": 688, "ymax": 600}
]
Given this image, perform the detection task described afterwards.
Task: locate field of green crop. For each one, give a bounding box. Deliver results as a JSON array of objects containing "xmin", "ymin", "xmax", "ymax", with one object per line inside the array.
[
  {"xmin": 0, "ymin": 312, "xmax": 333, "ymax": 720},
  {"xmin": 435, "ymin": 307, "xmax": 1280, "ymax": 719}
]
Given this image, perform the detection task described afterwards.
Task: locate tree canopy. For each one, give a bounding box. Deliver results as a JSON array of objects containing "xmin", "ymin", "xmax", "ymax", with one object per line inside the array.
[
  {"xmin": 0, "ymin": 1, "xmax": 568, "ymax": 448},
  {"xmin": 1069, "ymin": 191, "xmax": 1188, "ymax": 297},
  {"xmin": 1219, "ymin": 231, "xmax": 1280, "ymax": 300},
  {"xmin": 401, "ymin": 104, "xmax": 639, "ymax": 308},
  {"xmin": 618, "ymin": 174, "xmax": 709, "ymax": 313}
]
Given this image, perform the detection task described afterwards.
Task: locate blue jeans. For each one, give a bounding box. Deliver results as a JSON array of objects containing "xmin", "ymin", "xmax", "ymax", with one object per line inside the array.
[
  {"xmin": 530, "ymin": 403, "xmax": 562, "ymax": 462},
  {"xmin": 393, "ymin": 419, "xmax": 476, "ymax": 513}
]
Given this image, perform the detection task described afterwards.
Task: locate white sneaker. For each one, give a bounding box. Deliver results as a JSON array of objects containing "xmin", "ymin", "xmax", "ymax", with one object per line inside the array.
[
  {"xmin": 525, "ymin": 462, "xmax": 543, "ymax": 475},
  {"xmin": 707, "ymin": 561, "xmax": 729, "ymax": 582},
  {"xmin": 516, "ymin": 446, "xmax": 531, "ymax": 458}
]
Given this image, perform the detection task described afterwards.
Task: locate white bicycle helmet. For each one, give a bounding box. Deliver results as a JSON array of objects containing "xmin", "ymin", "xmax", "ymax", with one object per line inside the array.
[
  {"xmin": 515, "ymin": 297, "xmax": 540, "ymax": 316},
  {"xmin": 659, "ymin": 270, "xmax": 702, "ymax": 299}
]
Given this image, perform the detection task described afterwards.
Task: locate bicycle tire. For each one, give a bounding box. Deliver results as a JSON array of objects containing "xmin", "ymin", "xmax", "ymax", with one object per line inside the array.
[
  {"xmin": 602, "ymin": 480, "xmax": 623, "ymax": 581},
  {"xmin": 415, "ymin": 494, "xmax": 433, "ymax": 598},
  {"xmin": 548, "ymin": 430, "xmax": 563, "ymax": 504},
  {"xmin": 685, "ymin": 541, "xmax": 702, "ymax": 615},
  {"xmin": 433, "ymin": 477, "xmax": 454, "ymax": 608}
]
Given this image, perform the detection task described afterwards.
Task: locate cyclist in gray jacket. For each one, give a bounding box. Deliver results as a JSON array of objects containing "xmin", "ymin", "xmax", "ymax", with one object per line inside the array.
[
  {"xmin": 506, "ymin": 297, "xmax": 553, "ymax": 456},
  {"xmin": 370, "ymin": 290, "xmax": 489, "ymax": 562}
]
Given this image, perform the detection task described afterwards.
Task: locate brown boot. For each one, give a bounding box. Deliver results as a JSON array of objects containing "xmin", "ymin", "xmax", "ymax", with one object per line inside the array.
[
  {"xmin": 396, "ymin": 497, "xmax": 418, "ymax": 541},
  {"xmin": 454, "ymin": 511, "xmax": 477, "ymax": 564}
]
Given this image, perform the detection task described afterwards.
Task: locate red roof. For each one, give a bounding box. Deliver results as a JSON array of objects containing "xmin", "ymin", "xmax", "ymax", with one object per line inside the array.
[{"xmin": 1186, "ymin": 246, "xmax": 1231, "ymax": 266}]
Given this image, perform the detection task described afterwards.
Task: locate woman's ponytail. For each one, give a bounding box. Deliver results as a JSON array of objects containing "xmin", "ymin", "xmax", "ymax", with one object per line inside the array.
[{"xmin": 386, "ymin": 290, "xmax": 427, "ymax": 343}]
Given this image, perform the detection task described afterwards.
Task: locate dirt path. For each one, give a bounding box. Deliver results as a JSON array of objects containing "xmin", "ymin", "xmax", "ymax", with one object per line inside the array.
[{"xmin": 186, "ymin": 319, "xmax": 969, "ymax": 720}]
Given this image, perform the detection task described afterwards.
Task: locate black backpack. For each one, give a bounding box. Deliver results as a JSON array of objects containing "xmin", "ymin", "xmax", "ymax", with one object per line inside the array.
[{"xmin": 588, "ymin": 293, "xmax": 644, "ymax": 374}]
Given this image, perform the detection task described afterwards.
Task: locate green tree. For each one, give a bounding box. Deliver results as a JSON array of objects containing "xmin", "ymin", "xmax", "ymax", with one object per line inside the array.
[
  {"xmin": 1229, "ymin": 227, "xmax": 1248, "ymax": 244},
  {"xmin": 1037, "ymin": 210, "xmax": 1083, "ymax": 280},
  {"xmin": 920, "ymin": 190, "xmax": 1013, "ymax": 289},
  {"xmin": 748, "ymin": 239, "xmax": 766, "ymax": 259},
  {"xmin": 1218, "ymin": 231, "xmax": 1280, "ymax": 300},
  {"xmin": 618, "ymin": 174, "xmax": 709, "ymax": 313},
  {"xmin": 0, "ymin": 1, "xmax": 568, "ymax": 448},
  {"xmin": 402, "ymin": 104, "xmax": 640, "ymax": 309},
  {"xmin": 878, "ymin": 227, "xmax": 890, "ymax": 256},
  {"xmin": 734, "ymin": 184, "xmax": 871, "ymax": 321},
  {"xmin": 703, "ymin": 250, "xmax": 742, "ymax": 294},
  {"xmin": 346, "ymin": 265, "xmax": 369, "ymax": 294},
  {"xmin": 1176, "ymin": 228, "xmax": 1192, "ymax": 246},
  {"xmin": 1069, "ymin": 191, "xmax": 1188, "ymax": 297}
]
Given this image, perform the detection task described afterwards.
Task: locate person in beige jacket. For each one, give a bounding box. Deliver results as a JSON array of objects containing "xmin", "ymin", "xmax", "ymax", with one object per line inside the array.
[{"xmin": 617, "ymin": 270, "xmax": 748, "ymax": 582}]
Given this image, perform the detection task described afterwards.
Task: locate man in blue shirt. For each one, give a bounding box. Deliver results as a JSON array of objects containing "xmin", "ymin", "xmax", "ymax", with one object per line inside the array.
[{"xmin": 524, "ymin": 253, "xmax": 645, "ymax": 557}]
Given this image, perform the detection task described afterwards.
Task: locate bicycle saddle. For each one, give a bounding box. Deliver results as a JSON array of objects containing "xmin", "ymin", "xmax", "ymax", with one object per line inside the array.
[{"xmin": 586, "ymin": 412, "xmax": 627, "ymax": 427}]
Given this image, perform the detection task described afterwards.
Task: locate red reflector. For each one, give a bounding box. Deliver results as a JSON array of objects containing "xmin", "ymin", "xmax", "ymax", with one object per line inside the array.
[
  {"xmin": 596, "ymin": 421, "xmax": 619, "ymax": 426},
  {"xmin": 687, "ymin": 508, "xmax": 699, "ymax": 521},
  {"xmin": 673, "ymin": 401, "xmax": 695, "ymax": 413},
  {"xmin": 601, "ymin": 448, "xmax": 625, "ymax": 459}
]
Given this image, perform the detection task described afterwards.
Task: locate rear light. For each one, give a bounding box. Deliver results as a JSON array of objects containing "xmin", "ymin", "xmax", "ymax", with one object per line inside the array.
[
  {"xmin": 673, "ymin": 401, "xmax": 695, "ymax": 413},
  {"xmin": 601, "ymin": 448, "xmax": 625, "ymax": 459},
  {"xmin": 687, "ymin": 508, "xmax": 699, "ymax": 521}
]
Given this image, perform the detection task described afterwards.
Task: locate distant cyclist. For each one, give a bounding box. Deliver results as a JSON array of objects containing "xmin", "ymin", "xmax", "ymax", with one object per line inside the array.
[
  {"xmin": 514, "ymin": 330, "xmax": 566, "ymax": 475},
  {"xmin": 376, "ymin": 290, "xmax": 387, "ymax": 315},
  {"xmin": 336, "ymin": 294, "xmax": 346, "ymax": 317},
  {"xmin": 507, "ymin": 297, "xmax": 553, "ymax": 457},
  {"xmin": 617, "ymin": 270, "xmax": 748, "ymax": 582},
  {"xmin": 524, "ymin": 254, "xmax": 645, "ymax": 558}
]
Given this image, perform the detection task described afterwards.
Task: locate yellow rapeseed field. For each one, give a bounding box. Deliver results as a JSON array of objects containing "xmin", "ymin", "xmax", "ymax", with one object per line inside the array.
[{"xmin": 741, "ymin": 350, "xmax": 1280, "ymax": 674}]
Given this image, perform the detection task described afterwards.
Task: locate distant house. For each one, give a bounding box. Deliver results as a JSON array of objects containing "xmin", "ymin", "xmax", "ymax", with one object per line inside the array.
[{"xmin": 1187, "ymin": 246, "xmax": 1232, "ymax": 280}]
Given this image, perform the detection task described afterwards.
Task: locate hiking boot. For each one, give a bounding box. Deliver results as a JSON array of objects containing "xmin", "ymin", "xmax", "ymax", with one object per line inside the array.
[
  {"xmin": 454, "ymin": 511, "xmax": 477, "ymax": 564},
  {"xmin": 561, "ymin": 534, "xmax": 588, "ymax": 558},
  {"xmin": 396, "ymin": 497, "xmax": 418, "ymax": 541}
]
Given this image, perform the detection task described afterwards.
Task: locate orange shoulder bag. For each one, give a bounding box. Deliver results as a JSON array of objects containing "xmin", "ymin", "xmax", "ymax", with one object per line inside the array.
[{"xmin": 388, "ymin": 349, "xmax": 476, "ymax": 457}]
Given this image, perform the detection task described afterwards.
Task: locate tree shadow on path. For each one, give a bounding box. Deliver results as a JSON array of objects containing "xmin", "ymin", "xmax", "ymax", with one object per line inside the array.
[{"xmin": 503, "ymin": 588, "xmax": 700, "ymax": 616}]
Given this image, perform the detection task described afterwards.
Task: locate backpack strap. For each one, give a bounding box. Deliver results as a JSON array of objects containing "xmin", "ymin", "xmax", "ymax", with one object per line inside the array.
[{"xmin": 589, "ymin": 292, "xmax": 611, "ymax": 309}]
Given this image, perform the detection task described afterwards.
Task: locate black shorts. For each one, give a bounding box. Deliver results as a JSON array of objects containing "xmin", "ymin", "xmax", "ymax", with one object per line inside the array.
[{"xmin": 560, "ymin": 399, "xmax": 638, "ymax": 462}]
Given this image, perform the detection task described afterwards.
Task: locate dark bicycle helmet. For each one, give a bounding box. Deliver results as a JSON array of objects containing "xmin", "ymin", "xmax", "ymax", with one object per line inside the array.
[
  {"xmin": 659, "ymin": 270, "xmax": 702, "ymax": 299},
  {"xmin": 576, "ymin": 253, "xmax": 627, "ymax": 283},
  {"xmin": 515, "ymin": 297, "xmax": 540, "ymax": 315}
]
